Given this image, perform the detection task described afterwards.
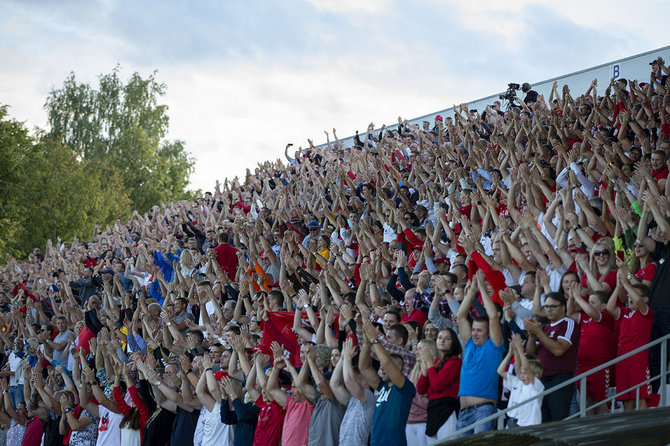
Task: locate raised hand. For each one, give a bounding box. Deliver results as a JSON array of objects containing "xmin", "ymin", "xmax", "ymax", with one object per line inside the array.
[{"xmin": 362, "ymin": 320, "xmax": 379, "ymax": 343}]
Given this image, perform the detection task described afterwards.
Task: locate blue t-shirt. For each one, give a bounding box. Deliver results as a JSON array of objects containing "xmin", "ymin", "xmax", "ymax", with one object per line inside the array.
[
  {"xmin": 458, "ymin": 337, "xmax": 504, "ymax": 400},
  {"xmin": 370, "ymin": 379, "xmax": 416, "ymax": 446}
]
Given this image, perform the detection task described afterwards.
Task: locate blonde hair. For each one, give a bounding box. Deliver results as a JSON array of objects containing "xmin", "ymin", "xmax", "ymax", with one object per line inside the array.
[
  {"xmin": 589, "ymin": 237, "xmax": 615, "ymax": 277},
  {"xmin": 409, "ymin": 339, "xmax": 438, "ymax": 384},
  {"xmin": 180, "ymin": 249, "xmax": 195, "ymax": 270},
  {"xmin": 312, "ymin": 345, "xmax": 333, "ymax": 371},
  {"xmin": 528, "ymin": 357, "xmax": 544, "ymax": 378}
]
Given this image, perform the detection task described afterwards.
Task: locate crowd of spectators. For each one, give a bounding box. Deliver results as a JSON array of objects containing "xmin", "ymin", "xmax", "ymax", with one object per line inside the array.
[{"xmin": 1, "ymin": 57, "xmax": 670, "ymax": 446}]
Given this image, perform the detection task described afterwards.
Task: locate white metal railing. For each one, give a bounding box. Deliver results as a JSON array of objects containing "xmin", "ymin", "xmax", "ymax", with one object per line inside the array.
[{"xmin": 441, "ymin": 332, "xmax": 670, "ymax": 442}]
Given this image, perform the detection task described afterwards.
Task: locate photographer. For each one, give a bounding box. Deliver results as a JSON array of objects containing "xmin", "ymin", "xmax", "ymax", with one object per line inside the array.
[{"xmin": 521, "ymin": 82, "xmax": 538, "ymax": 104}]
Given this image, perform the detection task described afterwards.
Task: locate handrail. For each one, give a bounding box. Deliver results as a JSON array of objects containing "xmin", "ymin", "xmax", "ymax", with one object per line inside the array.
[{"xmin": 442, "ymin": 331, "xmax": 670, "ymax": 441}]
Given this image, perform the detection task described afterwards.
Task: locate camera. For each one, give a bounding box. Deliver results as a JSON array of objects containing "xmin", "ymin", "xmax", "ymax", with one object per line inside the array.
[
  {"xmin": 499, "ymin": 83, "xmax": 520, "ymax": 101},
  {"xmin": 498, "ymin": 83, "xmax": 522, "ymax": 111}
]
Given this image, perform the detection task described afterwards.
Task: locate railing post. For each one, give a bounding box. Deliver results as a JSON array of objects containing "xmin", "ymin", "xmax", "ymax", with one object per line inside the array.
[
  {"xmin": 636, "ymin": 387, "xmax": 640, "ymax": 410},
  {"xmin": 661, "ymin": 338, "xmax": 667, "ymax": 407},
  {"xmin": 497, "ymin": 413, "xmax": 504, "ymax": 431},
  {"xmin": 579, "ymin": 377, "xmax": 587, "ymax": 418}
]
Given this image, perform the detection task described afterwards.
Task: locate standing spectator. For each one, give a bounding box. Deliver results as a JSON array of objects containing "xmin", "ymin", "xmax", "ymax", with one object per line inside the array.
[
  {"xmin": 524, "ymin": 292, "xmax": 579, "ymax": 422},
  {"xmin": 47, "ymin": 316, "xmax": 71, "ymax": 366},
  {"xmin": 454, "ymin": 271, "xmax": 504, "ymax": 436},
  {"xmin": 416, "ymin": 328, "xmax": 462, "ymax": 442},
  {"xmin": 607, "ymin": 275, "xmax": 654, "ymax": 411},
  {"xmin": 213, "ymin": 234, "xmax": 239, "ymax": 281},
  {"xmin": 267, "ymin": 342, "xmax": 314, "ymax": 446},
  {"xmin": 360, "ymin": 320, "xmax": 416, "ymax": 446},
  {"xmin": 521, "ymin": 83, "xmax": 538, "ymax": 104},
  {"xmin": 496, "ymin": 334, "xmax": 544, "ymax": 427},
  {"xmin": 332, "ymin": 338, "xmax": 375, "ymax": 446},
  {"xmin": 637, "ymin": 203, "xmax": 670, "ymax": 392},
  {"xmin": 69, "ymin": 268, "xmax": 101, "ymax": 305},
  {"xmin": 567, "ymin": 287, "xmax": 614, "ymax": 415}
]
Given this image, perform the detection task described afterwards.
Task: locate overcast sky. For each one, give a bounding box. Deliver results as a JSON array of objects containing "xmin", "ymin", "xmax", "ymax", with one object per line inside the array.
[{"xmin": 1, "ymin": 0, "xmax": 669, "ymax": 192}]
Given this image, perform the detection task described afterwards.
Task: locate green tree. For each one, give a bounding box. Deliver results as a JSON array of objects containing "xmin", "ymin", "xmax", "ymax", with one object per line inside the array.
[
  {"xmin": 0, "ymin": 105, "xmax": 33, "ymax": 258},
  {"xmin": 44, "ymin": 66, "xmax": 196, "ymax": 213},
  {"xmin": 0, "ymin": 105, "xmax": 130, "ymax": 260}
]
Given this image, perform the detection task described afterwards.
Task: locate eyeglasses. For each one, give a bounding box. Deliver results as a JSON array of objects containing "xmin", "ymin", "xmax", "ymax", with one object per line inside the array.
[
  {"xmin": 543, "ymin": 304, "xmax": 561, "ymax": 309},
  {"xmin": 593, "ymin": 250, "xmax": 609, "ymax": 257},
  {"xmin": 634, "ymin": 242, "xmax": 645, "ymax": 248}
]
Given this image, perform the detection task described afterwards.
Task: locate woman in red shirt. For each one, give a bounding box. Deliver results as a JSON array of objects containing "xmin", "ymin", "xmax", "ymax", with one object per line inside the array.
[
  {"xmin": 113, "ymin": 365, "xmax": 150, "ymax": 445},
  {"xmin": 416, "ymin": 328, "xmax": 462, "ymax": 442},
  {"xmin": 628, "ymin": 239, "xmax": 656, "ymax": 287},
  {"xmin": 578, "ymin": 238, "xmax": 617, "ymax": 295}
]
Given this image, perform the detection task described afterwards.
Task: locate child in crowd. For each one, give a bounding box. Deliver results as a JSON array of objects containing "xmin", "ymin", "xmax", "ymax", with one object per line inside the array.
[
  {"xmin": 497, "ymin": 334, "xmax": 544, "ymax": 427},
  {"xmin": 607, "ymin": 272, "xmax": 654, "ymax": 411}
]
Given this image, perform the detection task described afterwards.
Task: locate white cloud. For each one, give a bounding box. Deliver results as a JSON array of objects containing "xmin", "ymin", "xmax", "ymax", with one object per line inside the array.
[
  {"xmin": 303, "ymin": 0, "xmax": 393, "ymax": 14},
  {"xmin": 2, "ymin": 0, "xmax": 670, "ymax": 196}
]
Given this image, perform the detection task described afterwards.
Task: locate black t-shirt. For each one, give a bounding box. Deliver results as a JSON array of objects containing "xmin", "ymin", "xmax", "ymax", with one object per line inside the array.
[
  {"xmin": 170, "ymin": 407, "xmax": 201, "ymax": 446},
  {"xmin": 650, "ymin": 241, "xmax": 670, "ymax": 308},
  {"xmin": 524, "ymin": 90, "xmax": 538, "ymax": 104},
  {"xmin": 144, "ymin": 407, "xmax": 176, "ymax": 446}
]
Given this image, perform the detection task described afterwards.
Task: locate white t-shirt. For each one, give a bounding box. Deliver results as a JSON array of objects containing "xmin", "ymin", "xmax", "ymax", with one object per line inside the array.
[
  {"xmin": 382, "ymin": 223, "xmax": 397, "ymax": 243},
  {"xmin": 194, "ymin": 402, "xmax": 235, "ymax": 446},
  {"xmin": 7, "ymin": 352, "xmax": 22, "ymax": 386},
  {"xmin": 198, "ymin": 301, "xmax": 217, "ymax": 327},
  {"xmin": 504, "ymin": 374, "xmax": 544, "ymax": 426},
  {"xmin": 546, "ymin": 264, "xmax": 568, "ymax": 293},
  {"xmin": 514, "ymin": 298, "xmax": 535, "ymax": 328},
  {"xmin": 97, "ymin": 404, "xmax": 124, "ymax": 446}
]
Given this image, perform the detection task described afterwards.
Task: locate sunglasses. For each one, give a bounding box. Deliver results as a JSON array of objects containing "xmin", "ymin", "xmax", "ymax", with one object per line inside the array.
[
  {"xmin": 593, "ymin": 250, "xmax": 609, "ymax": 257},
  {"xmin": 543, "ymin": 304, "xmax": 561, "ymax": 309},
  {"xmin": 634, "ymin": 242, "xmax": 645, "ymax": 248}
]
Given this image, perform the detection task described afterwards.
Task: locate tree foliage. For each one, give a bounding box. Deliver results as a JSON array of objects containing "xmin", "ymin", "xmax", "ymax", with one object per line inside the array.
[
  {"xmin": 0, "ymin": 106, "xmax": 130, "ymax": 260},
  {"xmin": 1, "ymin": 67, "xmax": 196, "ymax": 260},
  {"xmin": 44, "ymin": 66, "xmax": 196, "ymax": 214}
]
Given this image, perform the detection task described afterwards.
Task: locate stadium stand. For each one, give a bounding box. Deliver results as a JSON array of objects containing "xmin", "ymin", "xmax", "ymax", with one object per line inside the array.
[{"xmin": 1, "ymin": 47, "xmax": 670, "ymax": 446}]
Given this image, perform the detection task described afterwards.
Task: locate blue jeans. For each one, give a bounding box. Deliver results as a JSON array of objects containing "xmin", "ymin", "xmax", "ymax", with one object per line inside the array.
[
  {"xmin": 9, "ymin": 384, "xmax": 23, "ymax": 407},
  {"xmin": 455, "ymin": 403, "xmax": 497, "ymax": 437}
]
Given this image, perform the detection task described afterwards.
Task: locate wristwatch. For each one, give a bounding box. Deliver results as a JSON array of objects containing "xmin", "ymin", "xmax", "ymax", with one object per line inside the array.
[
  {"xmin": 302, "ymin": 303, "xmax": 309, "ymax": 310},
  {"xmin": 371, "ymin": 338, "xmax": 380, "ymax": 344},
  {"xmin": 154, "ymin": 381, "xmax": 162, "ymax": 386},
  {"xmin": 64, "ymin": 407, "xmax": 72, "ymax": 414}
]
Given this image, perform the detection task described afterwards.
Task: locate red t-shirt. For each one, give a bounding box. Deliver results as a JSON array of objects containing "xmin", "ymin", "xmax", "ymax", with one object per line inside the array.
[
  {"xmin": 537, "ymin": 317, "xmax": 580, "ymax": 378},
  {"xmin": 78, "ymin": 326, "xmax": 96, "ymax": 355},
  {"xmin": 617, "ymin": 307, "xmax": 654, "ymax": 368},
  {"xmin": 652, "ymin": 167, "xmax": 669, "ymax": 182},
  {"xmin": 577, "ymin": 311, "xmax": 614, "ymax": 366},
  {"xmin": 214, "ymin": 243, "xmax": 239, "ymax": 281},
  {"xmin": 635, "ymin": 263, "xmax": 657, "ymax": 283},
  {"xmin": 22, "ymin": 416, "xmax": 44, "ymax": 446},
  {"xmin": 581, "ymin": 270, "xmax": 617, "ymax": 294},
  {"xmin": 254, "ymin": 398, "xmax": 285, "ymax": 446}
]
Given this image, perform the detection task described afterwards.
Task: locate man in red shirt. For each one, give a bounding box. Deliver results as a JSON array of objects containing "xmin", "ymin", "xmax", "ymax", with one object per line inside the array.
[
  {"xmin": 651, "ymin": 150, "xmax": 668, "ymax": 190},
  {"xmin": 213, "ymin": 233, "xmax": 239, "ymax": 281},
  {"xmin": 525, "ymin": 292, "xmax": 580, "ymax": 422}
]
